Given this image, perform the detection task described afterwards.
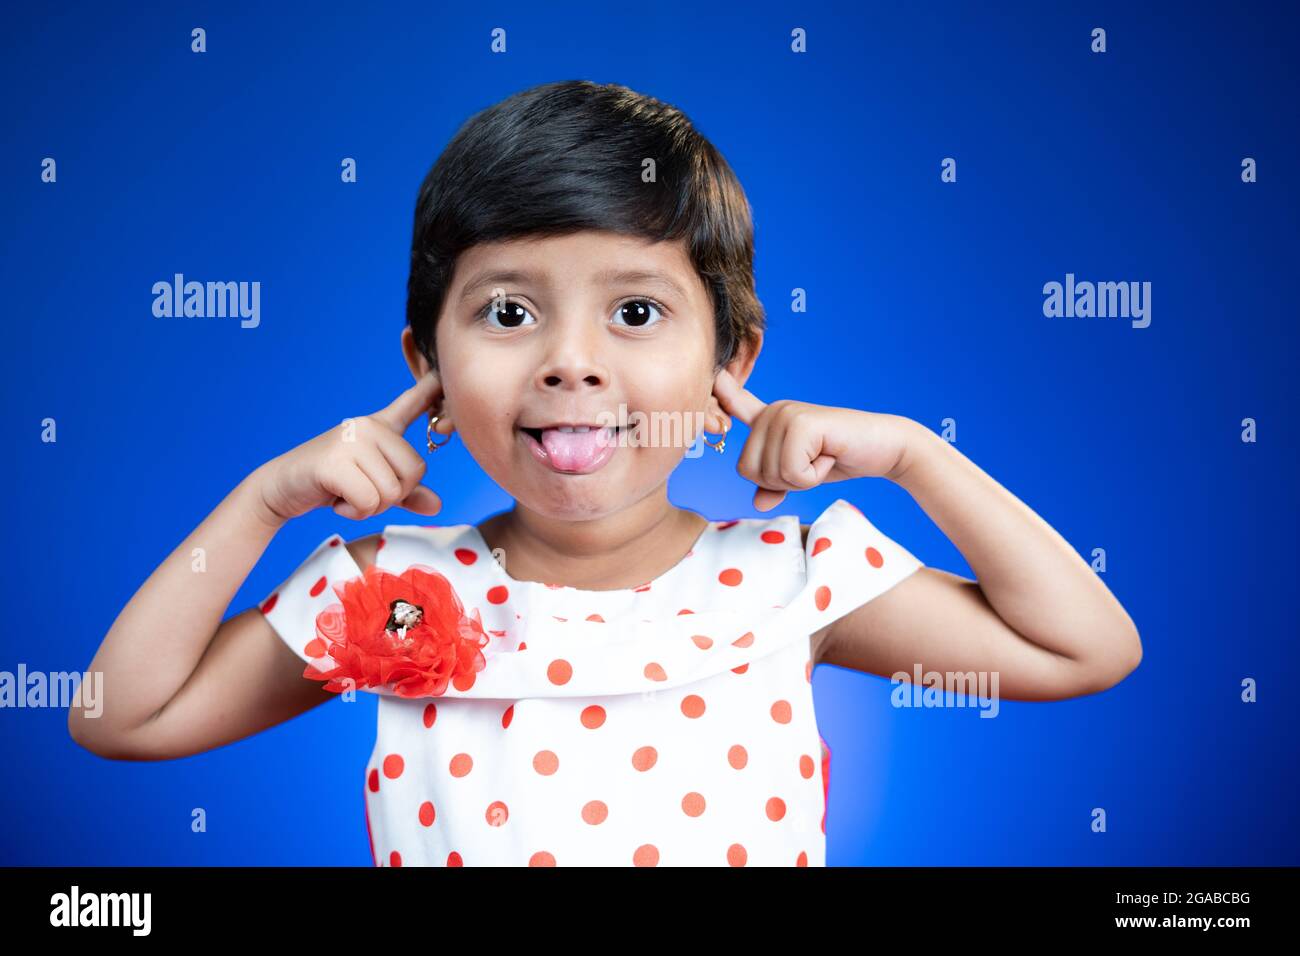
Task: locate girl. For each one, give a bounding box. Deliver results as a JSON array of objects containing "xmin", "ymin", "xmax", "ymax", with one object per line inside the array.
[{"xmin": 68, "ymin": 80, "xmax": 1142, "ymax": 867}]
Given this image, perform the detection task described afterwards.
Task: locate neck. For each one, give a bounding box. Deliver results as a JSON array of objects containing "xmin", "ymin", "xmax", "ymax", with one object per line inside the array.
[{"xmin": 479, "ymin": 491, "xmax": 708, "ymax": 591}]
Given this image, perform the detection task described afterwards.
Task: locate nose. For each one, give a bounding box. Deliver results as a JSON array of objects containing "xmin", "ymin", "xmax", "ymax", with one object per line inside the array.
[{"xmin": 532, "ymin": 317, "xmax": 610, "ymax": 394}]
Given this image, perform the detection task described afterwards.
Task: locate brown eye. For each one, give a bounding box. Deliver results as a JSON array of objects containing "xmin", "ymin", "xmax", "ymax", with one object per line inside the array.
[
  {"xmin": 612, "ymin": 300, "xmax": 665, "ymax": 328},
  {"xmin": 479, "ymin": 299, "xmax": 536, "ymax": 329}
]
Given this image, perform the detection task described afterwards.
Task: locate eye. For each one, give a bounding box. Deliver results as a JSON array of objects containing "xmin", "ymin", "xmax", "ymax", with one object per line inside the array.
[
  {"xmin": 477, "ymin": 297, "xmax": 536, "ymax": 330},
  {"xmin": 611, "ymin": 298, "xmax": 667, "ymax": 329}
]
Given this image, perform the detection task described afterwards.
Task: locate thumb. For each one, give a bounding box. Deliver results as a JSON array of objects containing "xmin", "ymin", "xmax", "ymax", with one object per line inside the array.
[
  {"xmin": 398, "ymin": 484, "xmax": 443, "ymax": 516},
  {"xmin": 810, "ymin": 454, "xmax": 837, "ymax": 483}
]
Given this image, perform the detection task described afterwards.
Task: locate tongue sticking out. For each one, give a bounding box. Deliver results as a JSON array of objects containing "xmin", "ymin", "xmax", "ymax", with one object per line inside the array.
[{"xmin": 539, "ymin": 427, "xmax": 617, "ymax": 471}]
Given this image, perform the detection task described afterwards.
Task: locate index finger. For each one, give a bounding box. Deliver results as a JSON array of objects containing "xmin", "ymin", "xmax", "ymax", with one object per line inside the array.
[
  {"xmin": 712, "ymin": 367, "xmax": 767, "ymax": 426},
  {"xmin": 373, "ymin": 371, "xmax": 442, "ymax": 432}
]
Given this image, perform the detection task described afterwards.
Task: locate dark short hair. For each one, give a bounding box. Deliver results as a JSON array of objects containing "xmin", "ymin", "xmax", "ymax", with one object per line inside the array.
[{"xmin": 404, "ymin": 80, "xmax": 765, "ymax": 374}]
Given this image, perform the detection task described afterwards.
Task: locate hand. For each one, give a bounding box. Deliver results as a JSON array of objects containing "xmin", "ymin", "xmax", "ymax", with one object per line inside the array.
[
  {"xmin": 255, "ymin": 372, "xmax": 446, "ymax": 523},
  {"xmin": 711, "ymin": 367, "xmax": 917, "ymax": 511}
]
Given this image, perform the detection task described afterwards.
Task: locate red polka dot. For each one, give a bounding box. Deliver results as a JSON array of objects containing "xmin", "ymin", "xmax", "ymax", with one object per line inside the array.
[
  {"xmin": 728, "ymin": 745, "xmax": 748, "ymax": 769},
  {"xmin": 691, "ymin": 634, "xmax": 713, "ymax": 650},
  {"xmin": 866, "ymin": 546, "xmax": 884, "ymax": 568},
  {"xmin": 377, "ymin": 537, "xmax": 385, "ymax": 551},
  {"xmin": 586, "ymin": 613, "xmax": 605, "ymax": 622},
  {"xmin": 389, "ymin": 851, "xmax": 402, "ymax": 867},
  {"xmin": 717, "ymin": 519, "xmax": 739, "ymax": 530},
  {"xmin": 644, "ymin": 662, "xmax": 667, "ymax": 681},
  {"xmin": 681, "ymin": 792, "xmax": 706, "ymax": 816},
  {"xmin": 581, "ymin": 801, "xmax": 608, "ymax": 824},
  {"xmin": 677, "ymin": 608, "xmax": 694, "ymax": 615},
  {"xmin": 580, "ymin": 705, "xmax": 606, "ymax": 728},
  {"xmin": 529, "ymin": 851, "xmax": 556, "ymax": 866},
  {"xmin": 815, "ymin": 585, "xmax": 832, "ymax": 611},
  {"xmin": 328, "ymin": 538, "xmax": 340, "ymax": 547},
  {"xmin": 487, "ymin": 585, "xmax": 509, "ymax": 604},
  {"xmin": 681, "ymin": 695, "xmax": 706, "ymax": 718},
  {"xmin": 454, "ymin": 547, "xmax": 478, "ymax": 565},
  {"xmin": 632, "ymin": 746, "xmax": 658, "ymax": 771},
  {"xmin": 766, "ymin": 797, "xmax": 786, "ymax": 820},
  {"xmin": 259, "ymin": 594, "xmax": 278, "ymax": 614},
  {"xmin": 800, "ymin": 754, "xmax": 816, "ymax": 779},
  {"xmin": 761, "ymin": 530, "xmax": 785, "ymax": 544},
  {"xmin": 718, "ymin": 568, "xmax": 743, "ymax": 586},
  {"xmin": 633, "ymin": 845, "xmax": 659, "ymax": 866},
  {"xmin": 309, "ymin": 576, "xmax": 327, "ymax": 597},
  {"xmin": 770, "ymin": 700, "xmax": 792, "ymax": 723},
  {"xmin": 533, "ymin": 750, "xmax": 559, "ymax": 775},
  {"xmin": 797, "ymin": 851, "xmax": 808, "ymax": 866},
  {"xmin": 449, "ymin": 753, "xmax": 473, "ymax": 777},
  {"xmin": 383, "ymin": 754, "xmax": 404, "ymax": 779},
  {"xmin": 304, "ymin": 638, "xmax": 326, "ymax": 658},
  {"xmin": 419, "ymin": 801, "xmax": 436, "ymax": 826},
  {"xmin": 367, "ymin": 768, "xmax": 379, "ymax": 792},
  {"xmin": 548, "ymin": 659, "xmax": 573, "ymax": 685},
  {"xmin": 732, "ymin": 631, "xmax": 754, "ymax": 648},
  {"xmin": 447, "ymin": 851, "xmax": 463, "ymax": 866},
  {"xmin": 811, "ymin": 536, "xmax": 832, "ymax": 556},
  {"xmin": 423, "ymin": 703, "xmax": 437, "ymax": 728},
  {"xmin": 502, "ymin": 704, "xmax": 514, "ymax": 728},
  {"xmin": 732, "ymin": 663, "xmax": 749, "ymax": 674},
  {"xmin": 727, "ymin": 844, "xmax": 747, "ymax": 866},
  {"xmin": 486, "ymin": 801, "xmax": 509, "ymax": 826}
]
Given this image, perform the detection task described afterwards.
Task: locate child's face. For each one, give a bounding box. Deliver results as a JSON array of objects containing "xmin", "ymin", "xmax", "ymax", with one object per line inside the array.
[{"xmin": 417, "ymin": 229, "xmax": 746, "ymax": 519}]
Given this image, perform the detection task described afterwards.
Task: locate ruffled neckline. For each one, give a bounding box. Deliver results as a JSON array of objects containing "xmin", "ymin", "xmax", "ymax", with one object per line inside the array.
[{"xmin": 344, "ymin": 498, "xmax": 924, "ymax": 700}]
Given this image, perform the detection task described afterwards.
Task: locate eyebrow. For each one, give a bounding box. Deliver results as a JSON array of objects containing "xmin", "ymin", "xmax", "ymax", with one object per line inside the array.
[{"xmin": 457, "ymin": 267, "xmax": 690, "ymax": 302}]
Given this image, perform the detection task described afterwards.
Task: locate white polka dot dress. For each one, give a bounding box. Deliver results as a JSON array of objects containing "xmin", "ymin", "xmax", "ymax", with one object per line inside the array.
[{"xmin": 260, "ymin": 497, "xmax": 923, "ymax": 866}]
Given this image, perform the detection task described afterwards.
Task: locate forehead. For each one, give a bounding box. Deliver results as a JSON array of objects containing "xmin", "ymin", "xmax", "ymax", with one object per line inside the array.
[{"xmin": 449, "ymin": 230, "xmax": 703, "ymax": 301}]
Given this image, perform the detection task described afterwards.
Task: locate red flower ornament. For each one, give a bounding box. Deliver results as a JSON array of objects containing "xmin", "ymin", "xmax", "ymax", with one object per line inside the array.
[{"xmin": 305, "ymin": 564, "xmax": 490, "ymax": 698}]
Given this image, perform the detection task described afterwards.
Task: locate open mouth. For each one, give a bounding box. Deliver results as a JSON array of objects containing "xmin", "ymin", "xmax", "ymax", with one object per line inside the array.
[{"xmin": 516, "ymin": 422, "xmax": 626, "ymax": 474}]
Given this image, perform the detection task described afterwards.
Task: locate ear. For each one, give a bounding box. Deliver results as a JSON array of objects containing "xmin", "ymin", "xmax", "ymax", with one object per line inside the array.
[
  {"xmin": 401, "ymin": 327, "xmax": 433, "ymax": 380},
  {"xmin": 711, "ymin": 331, "xmax": 763, "ymax": 423},
  {"xmin": 401, "ymin": 328, "xmax": 452, "ymax": 433}
]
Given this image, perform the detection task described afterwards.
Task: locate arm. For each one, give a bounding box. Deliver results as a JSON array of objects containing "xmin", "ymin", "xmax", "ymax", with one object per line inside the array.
[
  {"xmin": 68, "ymin": 373, "xmax": 444, "ymax": 760},
  {"xmin": 820, "ymin": 419, "xmax": 1142, "ymax": 701},
  {"xmin": 126, "ymin": 532, "xmax": 384, "ymax": 761},
  {"xmin": 67, "ymin": 466, "xmax": 384, "ymax": 761}
]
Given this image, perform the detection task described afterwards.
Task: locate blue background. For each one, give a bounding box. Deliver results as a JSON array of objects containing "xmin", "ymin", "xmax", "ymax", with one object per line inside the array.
[{"xmin": 2, "ymin": 0, "xmax": 1295, "ymax": 865}]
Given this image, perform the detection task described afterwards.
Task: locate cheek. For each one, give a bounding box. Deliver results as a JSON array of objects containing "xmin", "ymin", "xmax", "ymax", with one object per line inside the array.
[{"xmin": 435, "ymin": 356, "xmax": 497, "ymax": 425}]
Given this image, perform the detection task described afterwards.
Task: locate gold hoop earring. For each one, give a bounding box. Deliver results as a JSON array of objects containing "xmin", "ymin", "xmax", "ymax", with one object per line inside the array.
[
  {"xmin": 701, "ymin": 419, "xmax": 728, "ymax": 454},
  {"xmin": 427, "ymin": 412, "xmax": 452, "ymax": 452}
]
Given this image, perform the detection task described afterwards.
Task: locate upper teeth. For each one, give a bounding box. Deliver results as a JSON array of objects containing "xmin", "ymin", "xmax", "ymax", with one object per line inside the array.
[{"xmin": 558, "ymin": 426, "xmax": 592, "ymax": 433}]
